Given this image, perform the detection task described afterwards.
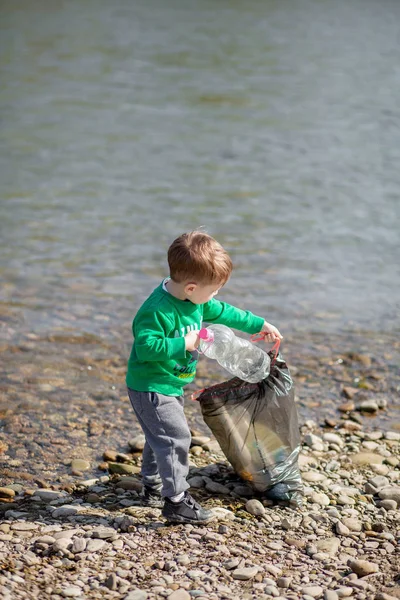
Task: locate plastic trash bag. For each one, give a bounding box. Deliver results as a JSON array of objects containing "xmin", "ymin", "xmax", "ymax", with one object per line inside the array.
[{"xmin": 195, "ymin": 348, "xmax": 303, "ymax": 506}]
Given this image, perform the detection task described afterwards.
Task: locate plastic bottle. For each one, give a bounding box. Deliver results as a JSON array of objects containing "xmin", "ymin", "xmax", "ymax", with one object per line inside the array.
[{"xmin": 198, "ymin": 324, "xmax": 271, "ymax": 383}]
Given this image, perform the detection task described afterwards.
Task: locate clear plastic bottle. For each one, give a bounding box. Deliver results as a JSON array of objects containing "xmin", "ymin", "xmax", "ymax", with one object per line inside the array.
[{"xmin": 199, "ymin": 324, "xmax": 271, "ymax": 383}]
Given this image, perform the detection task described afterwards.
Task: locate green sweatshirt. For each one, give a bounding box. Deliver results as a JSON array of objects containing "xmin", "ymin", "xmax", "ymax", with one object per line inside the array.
[{"xmin": 126, "ymin": 281, "xmax": 265, "ymax": 396}]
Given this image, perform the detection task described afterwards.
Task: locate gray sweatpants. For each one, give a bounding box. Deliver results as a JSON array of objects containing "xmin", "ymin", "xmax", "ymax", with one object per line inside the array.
[{"xmin": 127, "ymin": 388, "xmax": 191, "ymax": 498}]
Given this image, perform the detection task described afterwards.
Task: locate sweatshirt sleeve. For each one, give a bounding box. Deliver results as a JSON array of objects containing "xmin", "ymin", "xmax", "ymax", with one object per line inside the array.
[
  {"xmin": 133, "ymin": 310, "xmax": 186, "ymax": 361},
  {"xmin": 202, "ymin": 299, "xmax": 265, "ymax": 334}
]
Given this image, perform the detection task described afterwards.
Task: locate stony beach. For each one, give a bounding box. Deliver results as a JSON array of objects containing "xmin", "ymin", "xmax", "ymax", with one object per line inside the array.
[{"xmin": 1, "ymin": 330, "xmax": 400, "ymax": 600}]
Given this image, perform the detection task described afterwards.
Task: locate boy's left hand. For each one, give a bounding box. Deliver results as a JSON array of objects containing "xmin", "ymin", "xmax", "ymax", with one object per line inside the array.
[{"xmin": 261, "ymin": 321, "xmax": 283, "ymax": 342}]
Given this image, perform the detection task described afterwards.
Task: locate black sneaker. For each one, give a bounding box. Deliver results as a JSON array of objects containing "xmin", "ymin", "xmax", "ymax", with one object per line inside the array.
[
  {"xmin": 140, "ymin": 486, "xmax": 164, "ymax": 508},
  {"xmin": 162, "ymin": 491, "xmax": 214, "ymax": 524}
]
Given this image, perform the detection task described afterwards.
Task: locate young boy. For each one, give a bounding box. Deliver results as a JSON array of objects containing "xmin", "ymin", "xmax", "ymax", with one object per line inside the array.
[{"xmin": 126, "ymin": 231, "xmax": 282, "ymax": 524}]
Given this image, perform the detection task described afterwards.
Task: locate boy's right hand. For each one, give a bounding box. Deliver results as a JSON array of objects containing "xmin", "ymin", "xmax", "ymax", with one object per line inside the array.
[{"xmin": 185, "ymin": 330, "xmax": 200, "ymax": 352}]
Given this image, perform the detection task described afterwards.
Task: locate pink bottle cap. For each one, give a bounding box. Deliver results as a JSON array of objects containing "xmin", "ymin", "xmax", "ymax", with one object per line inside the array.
[{"xmin": 199, "ymin": 328, "xmax": 213, "ymax": 341}]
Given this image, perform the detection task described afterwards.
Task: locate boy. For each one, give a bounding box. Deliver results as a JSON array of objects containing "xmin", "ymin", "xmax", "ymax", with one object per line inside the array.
[{"xmin": 126, "ymin": 231, "xmax": 282, "ymax": 524}]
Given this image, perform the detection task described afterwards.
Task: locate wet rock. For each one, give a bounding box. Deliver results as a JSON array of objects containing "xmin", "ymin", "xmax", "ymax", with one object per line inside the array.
[
  {"xmin": 103, "ymin": 449, "xmax": 118, "ymax": 462},
  {"xmin": 342, "ymin": 387, "xmax": 359, "ymax": 400},
  {"xmin": 116, "ymin": 476, "xmax": 142, "ymax": 491},
  {"xmin": 71, "ymin": 459, "xmax": 90, "ymax": 472},
  {"xmin": 0, "ymin": 487, "xmax": 15, "ymax": 498},
  {"xmin": 357, "ymin": 400, "xmax": 379, "ymax": 413},
  {"xmin": 108, "ymin": 462, "xmax": 140, "ymax": 475},
  {"xmin": 338, "ymin": 401, "xmax": 356, "ymax": 412}
]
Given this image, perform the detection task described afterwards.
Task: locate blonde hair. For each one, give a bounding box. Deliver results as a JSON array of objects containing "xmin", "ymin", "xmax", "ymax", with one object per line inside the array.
[{"xmin": 168, "ymin": 231, "xmax": 232, "ymax": 285}]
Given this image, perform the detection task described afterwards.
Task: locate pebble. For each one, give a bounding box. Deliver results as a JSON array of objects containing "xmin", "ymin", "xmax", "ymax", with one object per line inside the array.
[
  {"xmin": 311, "ymin": 492, "xmax": 330, "ymax": 506},
  {"xmin": 204, "ymin": 480, "xmax": 230, "ymax": 494},
  {"xmin": 342, "ymin": 518, "xmax": 362, "ymax": 532},
  {"xmin": 378, "ymin": 486, "xmax": 400, "ymax": 506},
  {"xmin": 34, "ymin": 489, "xmax": 66, "ymax": 501},
  {"xmin": 71, "ymin": 538, "xmax": 86, "ymax": 553},
  {"xmin": 1, "ymin": 413, "xmax": 399, "ymax": 600},
  {"xmin": 124, "ymin": 591, "xmax": 148, "ymax": 600},
  {"xmin": 0, "ymin": 487, "xmax": 15, "ymax": 498},
  {"xmin": 245, "ymin": 499, "xmax": 265, "ymax": 516},
  {"xmin": 61, "ymin": 586, "xmax": 82, "ymax": 597},
  {"xmin": 357, "ymin": 400, "xmax": 379, "ymax": 413},
  {"xmin": 315, "ymin": 538, "xmax": 340, "ymax": 556},
  {"xmin": 71, "ymin": 459, "xmax": 90, "ymax": 472},
  {"xmin": 385, "ymin": 431, "xmax": 400, "ymax": 441},
  {"xmin": 304, "ymin": 434, "xmax": 325, "ymax": 451},
  {"xmin": 52, "ymin": 505, "xmax": 79, "ymax": 518},
  {"xmin": 335, "ymin": 521, "xmax": 350, "ymax": 536},
  {"xmin": 350, "ymin": 453, "xmax": 384, "ymax": 465},
  {"xmin": 302, "ymin": 586, "xmax": 324, "ymax": 598},
  {"xmin": 128, "ymin": 435, "xmax": 146, "ymax": 451},
  {"xmin": 108, "ymin": 462, "xmax": 140, "ymax": 475},
  {"xmin": 232, "ymin": 566, "xmax": 259, "ymax": 580},
  {"xmin": 348, "ymin": 559, "xmax": 379, "ymax": 577},
  {"xmin": 117, "ymin": 477, "xmax": 142, "ymax": 491},
  {"xmin": 168, "ymin": 591, "xmax": 191, "ymax": 600},
  {"xmin": 11, "ymin": 522, "xmax": 39, "ymax": 531},
  {"xmin": 277, "ymin": 576, "xmax": 292, "ymax": 588},
  {"xmin": 324, "ymin": 592, "xmax": 339, "ymax": 600},
  {"xmin": 335, "ymin": 587, "xmax": 354, "ymax": 597},
  {"xmin": 86, "ymin": 538, "xmax": 106, "ymax": 552},
  {"xmin": 302, "ymin": 472, "xmax": 327, "ymax": 483},
  {"xmin": 323, "ymin": 433, "xmax": 344, "ymax": 448}
]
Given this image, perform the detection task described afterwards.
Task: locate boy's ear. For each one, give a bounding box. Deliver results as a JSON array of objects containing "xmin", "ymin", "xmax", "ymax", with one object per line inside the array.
[{"xmin": 184, "ymin": 282, "xmax": 197, "ymax": 297}]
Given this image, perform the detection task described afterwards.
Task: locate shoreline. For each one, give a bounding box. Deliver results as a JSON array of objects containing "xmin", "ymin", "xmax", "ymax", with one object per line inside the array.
[{"xmin": 1, "ymin": 328, "xmax": 399, "ymax": 599}]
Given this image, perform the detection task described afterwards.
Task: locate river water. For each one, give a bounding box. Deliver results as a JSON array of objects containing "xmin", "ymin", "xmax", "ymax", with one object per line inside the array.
[{"xmin": 1, "ymin": 0, "xmax": 399, "ymax": 344}]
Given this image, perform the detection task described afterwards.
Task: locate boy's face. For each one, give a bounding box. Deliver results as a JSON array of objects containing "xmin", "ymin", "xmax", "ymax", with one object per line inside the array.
[{"xmin": 184, "ymin": 282, "xmax": 223, "ymax": 305}]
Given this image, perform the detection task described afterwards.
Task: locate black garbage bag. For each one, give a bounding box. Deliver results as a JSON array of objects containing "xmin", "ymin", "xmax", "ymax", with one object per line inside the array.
[{"xmin": 195, "ymin": 349, "xmax": 303, "ymax": 506}]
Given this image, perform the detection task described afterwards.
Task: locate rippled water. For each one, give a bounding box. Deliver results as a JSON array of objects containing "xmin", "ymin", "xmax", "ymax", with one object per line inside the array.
[{"xmin": 1, "ymin": 0, "xmax": 399, "ymax": 342}]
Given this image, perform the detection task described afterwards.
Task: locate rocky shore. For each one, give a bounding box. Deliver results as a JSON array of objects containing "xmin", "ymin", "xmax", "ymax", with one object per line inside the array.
[
  {"xmin": 1, "ymin": 419, "xmax": 400, "ymax": 600},
  {"xmin": 1, "ymin": 330, "xmax": 399, "ymax": 599}
]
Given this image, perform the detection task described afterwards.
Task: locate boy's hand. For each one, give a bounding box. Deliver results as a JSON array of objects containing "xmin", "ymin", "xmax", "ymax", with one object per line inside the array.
[
  {"xmin": 261, "ymin": 321, "xmax": 283, "ymax": 343},
  {"xmin": 185, "ymin": 330, "xmax": 200, "ymax": 352}
]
